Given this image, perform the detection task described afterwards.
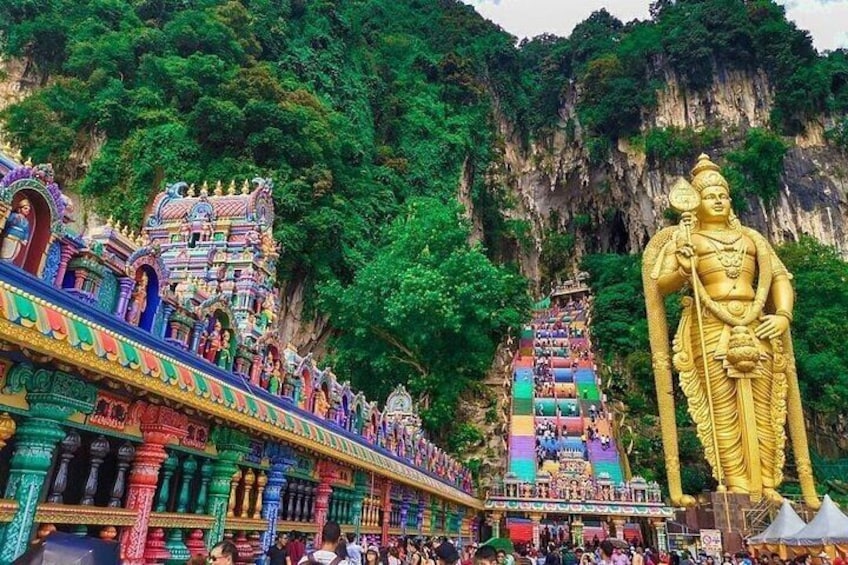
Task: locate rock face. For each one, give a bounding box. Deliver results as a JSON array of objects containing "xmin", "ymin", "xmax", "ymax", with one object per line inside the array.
[{"xmin": 483, "ymin": 67, "xmax": 848, "ymax": 294}]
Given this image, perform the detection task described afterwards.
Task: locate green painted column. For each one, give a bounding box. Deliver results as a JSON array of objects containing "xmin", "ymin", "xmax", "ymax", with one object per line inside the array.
[
  {"xmin": 0, "ymin": 366, "xmax": 95, "ymax": 563},
  {"xmin": 166, "ymin": 455, "xmax": 196, "ymax": 564},
  {"xmin": 351, "ymin": 471, "xmax": 368, "ymax": 537},
  {"xmin": 206, "ymin": 427, "xmax": 250, "ymax": 548}
]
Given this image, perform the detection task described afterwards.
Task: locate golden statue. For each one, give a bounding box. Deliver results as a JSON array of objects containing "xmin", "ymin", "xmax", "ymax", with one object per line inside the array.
[{"xmin": 643, "ymin": 154, "xmax": 819, "ymax": 508}]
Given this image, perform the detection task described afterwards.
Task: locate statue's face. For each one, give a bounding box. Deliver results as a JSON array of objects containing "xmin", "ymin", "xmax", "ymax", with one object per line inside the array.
[
  {"xmin": 18, "ymin": 200, "xmax": 31, "ymax": 216},
  {"xmin": 698, "ymin": 185, "xmax": 731, "ymax": 221}
]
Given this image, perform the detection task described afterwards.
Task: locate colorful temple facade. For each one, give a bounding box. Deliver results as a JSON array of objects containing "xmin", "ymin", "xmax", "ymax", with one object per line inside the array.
[
  {"xmin": 0, "ymin": 158, "xmax": 479, "ymax": 564},
  {"xmin": 486, "ymin": 287, "xmax": 673, "ymax": 551}
]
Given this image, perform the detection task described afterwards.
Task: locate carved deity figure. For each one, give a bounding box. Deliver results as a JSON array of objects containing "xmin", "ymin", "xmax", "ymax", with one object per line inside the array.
[
  {"xmin": 204, "ymin": 319, "xmax": 223, "ymax": 363},
  {"xmin": 216, "ymin": 330, "xmax": 232, "ymax": 369},
  {"xmin": 261, "ymin": 353, "xmax": 275, "ymax": 390},
  {"xmin": 313, "ymin": 388, "xmax": 330, "ymax": 418},
  {"xmin": 269, "ymin": 360, "xmax": 283, "ymax": 396},
  {"xmin": 0, "ymin": 198, "xmax": 32, "ymax": 264},
  {"xmin": 644, "ymin": 154, "xmax": 819, "ymax": 508},
  {"xmin": 125, "ymin": 272, "xmax": 150, "ymax": 326}
]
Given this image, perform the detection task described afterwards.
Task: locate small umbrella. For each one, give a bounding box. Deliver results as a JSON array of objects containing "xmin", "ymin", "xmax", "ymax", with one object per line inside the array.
[
  {"xmin": 12, "ymin": 532, "xmax": 120, "ymax": 565},
  {"xmin": 607, "ymin": 539, "xmax": 631, "ymax": 550},
  {"xmin": 481, "ymin": 538, "xmax": 516, "ymax": 554}
]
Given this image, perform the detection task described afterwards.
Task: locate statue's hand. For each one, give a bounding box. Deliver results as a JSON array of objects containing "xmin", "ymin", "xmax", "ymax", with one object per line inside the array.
[
  {"xmin": 675, "ymin": 232, "xmax": 697, "ymax": 274},
  {"xmin": 755, "ymin": 315, "xmax": 790, "ymax": 340}
]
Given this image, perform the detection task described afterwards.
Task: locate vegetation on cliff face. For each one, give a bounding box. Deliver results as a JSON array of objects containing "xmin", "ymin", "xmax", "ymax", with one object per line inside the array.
[
  {"xmin": 583, "ymin": 238, "xmax": 848, "ymax": 493},
  {"xmin": 2, "ymin": 0, "xmax": 848, "ymax": 457}
]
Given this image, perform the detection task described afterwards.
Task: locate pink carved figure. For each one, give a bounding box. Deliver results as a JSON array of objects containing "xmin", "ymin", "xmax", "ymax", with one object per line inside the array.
[
  {"xmin": 125, "ymin": 272, "xmax": 149, "ymax": 326},
  {"xmin": 204, "ymin": 320, "xmax": 222, "ymax": 363}
]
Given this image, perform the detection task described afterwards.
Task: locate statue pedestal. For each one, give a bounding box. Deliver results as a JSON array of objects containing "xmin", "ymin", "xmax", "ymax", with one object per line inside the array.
[{"xmin": 703, "ymin": 492, "xmax": 759, "ymax": 554}]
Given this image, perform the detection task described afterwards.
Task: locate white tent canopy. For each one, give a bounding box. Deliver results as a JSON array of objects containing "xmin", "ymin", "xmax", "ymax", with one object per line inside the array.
[
  {"xmin": 783, "ymin": 495, "xmax": 848, "ymax": 546},
  {"xmin": 749, "ymin": 500, "xmax": 806, "ymax": 544}
]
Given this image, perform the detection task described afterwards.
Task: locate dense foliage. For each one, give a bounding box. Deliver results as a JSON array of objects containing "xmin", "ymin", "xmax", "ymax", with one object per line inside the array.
[
  {"xmin": 583, "ymin": 238, "xmax": 848, "ymax": 492},
  {"xmin": 321, "ymin": 199, "xmax": 530, "ymax": 449},
  {"xmin": 517, "ymin": 0, "xmax": 848, "ymax": 142}
]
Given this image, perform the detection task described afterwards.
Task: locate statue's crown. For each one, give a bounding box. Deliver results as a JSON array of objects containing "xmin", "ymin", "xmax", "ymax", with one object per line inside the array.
[{"xmin": 691, "ymin": 153, "xmax": 728, "ymax": 193}]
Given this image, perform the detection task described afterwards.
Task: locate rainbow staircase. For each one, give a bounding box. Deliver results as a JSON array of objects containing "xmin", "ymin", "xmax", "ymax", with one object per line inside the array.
[{"xmin": 508, "ymin": 327, "xmax": 536, "ymax": 481}]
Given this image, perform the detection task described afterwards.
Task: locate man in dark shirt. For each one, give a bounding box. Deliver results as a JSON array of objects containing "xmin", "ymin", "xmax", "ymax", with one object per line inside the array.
[{"xmin": 268, "ymin": 533, "xmax": 290, "ymax": 565}]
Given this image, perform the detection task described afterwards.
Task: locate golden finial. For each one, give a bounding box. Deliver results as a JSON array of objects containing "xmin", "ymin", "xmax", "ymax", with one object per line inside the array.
[
  {"xmin": 135, "ymin": 234, "xmax": 144, "ymax": 246},
  {"xmin": 121, "ymin": 224, "xmax": 129, "ymax": 236},
  {"xmin": 241, "ymin": 180, "xmax": 250, "ymax": 195},
  {"xmin": 188, "ymin": 183, "xmax": 196, "ymax": 197},
  {"xmin": 24, "ymin": 157, "xmax": 32, "ymax": 168},
  {"xmin": 227, "ymin": 180, "xmax": 237, "ymax": 195},
  {"xmin": 200, "ymin": 181, "xmax": 209, "ymax": 196},
  {"xmin": 114, "ymin": 219, "xmax": 123, "ymax": 231},
  {"xmin": 106, "ymin": 216, "xmax": 114, "ymax": 228},
  {"xmin": 214, "ymin": 180, "xmax": 223, "ymax": 196}
]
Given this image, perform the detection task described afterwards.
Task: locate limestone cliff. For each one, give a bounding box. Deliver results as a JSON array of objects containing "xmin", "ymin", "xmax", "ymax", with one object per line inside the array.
[{"xmin": 483, "ymin": 66, "xmax": 848, "ymax": 293}]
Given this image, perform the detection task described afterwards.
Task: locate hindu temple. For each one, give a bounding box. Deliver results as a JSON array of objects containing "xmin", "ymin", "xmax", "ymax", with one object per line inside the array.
[{"xmin": 0, "ymin": 155, "xmax": 479, "ymax": 564}]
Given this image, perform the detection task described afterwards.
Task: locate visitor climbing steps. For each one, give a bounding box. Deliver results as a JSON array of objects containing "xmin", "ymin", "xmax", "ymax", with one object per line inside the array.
[{"xmin": 520, "ymin": 296, "xmax": 626, "ymax": 487}]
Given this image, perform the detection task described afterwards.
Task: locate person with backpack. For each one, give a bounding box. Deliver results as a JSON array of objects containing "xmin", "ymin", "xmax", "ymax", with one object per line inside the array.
[{"xmin": 298, "ymin": 522, "xmax": 349, "ymax": 565}]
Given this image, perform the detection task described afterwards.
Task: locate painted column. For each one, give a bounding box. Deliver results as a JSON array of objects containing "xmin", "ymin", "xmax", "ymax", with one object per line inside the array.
[
  {"xmin": 488, "ymin": 512, "xmax": 502, "ymax": 539},
  {"xmin": 260, "ymin": 444, "xmax": 295, "ymax": 557},
  {"xmin": 190, "ymin": 321, "xmax": 205, "ymax": 353},
  {"xmin": 53, "ymin": 243, "xmax": 76, "ymax": 288},
  {"xmin": 165, "ymin": 455, "xmax": 197, "ymax": 563},
  {"xmin": 399, "ymin": 491, "xmax": 411, "ymax": 535},
  {"xmin": 351, "ymin": 471, "xmax": 368, "ymax": 538},
  {"xmin": 120, "ymin": 405, "xmax": 187, "ymax": 565},
  {"xmin": 313, "ymin": 480, "xmax": 333, "ymax": 545},
  {"xmin": 159, "ymin": 303, "xmax": 175, "ymax": 339},
  {"xmin": 380, "ymin": 480, "xmax": 391, "ymax": 546},
  {"xmin": 116, "ymin": 277, "xmax": 135, "ymax": 318},
  {"xmin": 206, "ymin": 427, "xmax": 250, "ymax": 548},
  {"xmin": 417, "ymin": 493, "xmax": 427, "ymax": 534},
  {"xmin": 529, "ymin": 513, "xmax": 543, "ymax": 551},
  {"xmin": 571, "ymin": 518, "xmax": 583, "ymax": 547},
  {"xmin": 612, "ymin": 517, "xmax": 626, "ymax": 541},
  {"xmin": 0, "ymin": 367, "xmax": 95, "ymax": 563},
  {"xmin": 429, "ymin": 497, "xmax": 438, "ymax": 535},
  {"xmin": 652, "ymin": 520, "xmax": 668, "ymax": 553}
]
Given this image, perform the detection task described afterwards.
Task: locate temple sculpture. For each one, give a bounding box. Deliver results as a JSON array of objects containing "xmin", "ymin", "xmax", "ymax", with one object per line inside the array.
[
  {"xmin": 643, "ymin": 154, "xmax": 819, "ymax": 508},
  {"xmin": 0, "ymin": 156, "xmax": 478, "ymax": 564}
]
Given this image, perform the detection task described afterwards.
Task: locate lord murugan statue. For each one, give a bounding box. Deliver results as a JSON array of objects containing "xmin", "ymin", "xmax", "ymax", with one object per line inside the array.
[{"xmin": 643, "ymin": 154, "xmax": 819, "ymax": 508}]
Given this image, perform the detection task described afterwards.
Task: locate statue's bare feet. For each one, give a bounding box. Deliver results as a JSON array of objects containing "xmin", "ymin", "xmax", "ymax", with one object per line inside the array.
[{"xmin": 762, "ymin": 488, "xmax": 783, "ymax": 504}]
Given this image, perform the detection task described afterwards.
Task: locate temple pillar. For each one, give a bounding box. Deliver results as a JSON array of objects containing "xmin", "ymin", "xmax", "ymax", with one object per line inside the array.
[
  {"xmin": 313, "ymin": 479, "xmax": 333, "ymax": 545},
  {"xmin": 652, "ymin": 520, "xmax": 668, "ymax": 553},
  {"xmin": 116, "ymin": 277, "xmax": 135, "ymax": 318},
  {"xmin": 0, "ymin": 367, "xmax": 95, "ymax": 563},
  {"xmin": 190, "ymin": 321, "xmax": 205, "ymax": 353},
  {"xmin": 260, "ymin": 445, "xmax": 295, "ymax": 558},
  {"xmin": 351, "ymin": 471, "xmax": 368, "ymax": 537},
  {"xmin": 206, "ymin": 427, "xmax": 250, "ymax": 548},
  {"xmin": 571, "ymin": 519, "xmax": 584, "ymax": 548},
  {"xmin": 120, "ymin": 405, "xmax": 187, "ymax": 565},
  {"xmin": 612, "ymin": 517, "xmax": 626, "ymax": 541},
  {"xmin": 399, "ymin": 491, "xmax": 411, "ymax": 535},
  {"xmin": 159, "ymin": 303, "xmax": 175, "ymax": 339},
  {"xmin": 529, "ymin": 513, "xmax": 544, "ymax": 551},
  {"xmin": 488, "ymin": 512, "xmax": 502, "ymax": 540},
  {"xmin": 53, "ymin": 242, "xmax": 76, "ymax": 288},
  {"xmin": 429, "ymin": 497, "xmax": 438, "ymax": 535},
  {"xmin": 380, "ymin": 480, "xmax": 392, "ymax": 546},
  {"xmin": 417, "ymin": 493, "xmax": 427, "ymax": 534}
]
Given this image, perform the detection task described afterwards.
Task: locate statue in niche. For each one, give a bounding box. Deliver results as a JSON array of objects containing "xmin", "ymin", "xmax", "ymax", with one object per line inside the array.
[
  {"xmin": 216, "ymin": 330, "xmax": 232, "ymax": 369},
  {"xmin": 0, "ymin": 198, "xmax": 32, "ymax": 264},
  {"xmin": 204, "ymin": 319, "xmax": 223, "ymax": 363},
  {"xmin": 313, "ymin": 388, "xmax": 329, "ymax": 418},
  {"xmin": 261, "ymin": 353, "xmax": 275, "ymax": 390},
  {"xmin": 201, "ymin": 218, "xmax": 213, "ymax": 242},
  {"xmin": 269, "ymin": 360, "xmax": 283, "ymax": 396},
  {"xmin": 125, "ymin": 272, "xmax": 150, "ymax": 326}
]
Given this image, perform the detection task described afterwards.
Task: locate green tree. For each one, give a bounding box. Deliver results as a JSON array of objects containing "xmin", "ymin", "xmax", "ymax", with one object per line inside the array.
[{"xmin": 320, "ymin": 198, "xmax": 530, "ymax": 451}]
